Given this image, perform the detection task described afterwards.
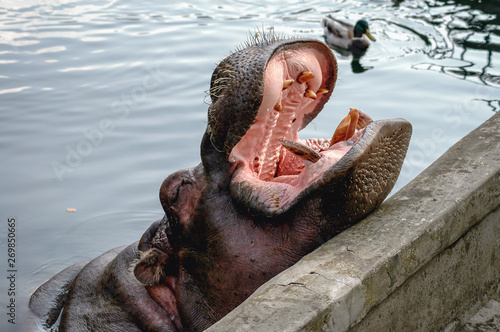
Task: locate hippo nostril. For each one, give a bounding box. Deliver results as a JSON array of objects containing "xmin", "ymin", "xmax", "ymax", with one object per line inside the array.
[
  {"xmin": 138, "ymin": 219, "xmax": 163, "ymax": 252},
  {"xmin": 139, "ymin": 216, "xmax": 179, "ymax": 254},
  {"xmin": 151, "ymin": 224, "xmax": 171, "ymax": 253}
]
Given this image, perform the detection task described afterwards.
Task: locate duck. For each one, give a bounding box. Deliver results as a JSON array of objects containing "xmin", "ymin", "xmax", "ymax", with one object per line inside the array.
[{"xmin": 322, "ymin": 16, "xmax": 376, "ymax": 53}]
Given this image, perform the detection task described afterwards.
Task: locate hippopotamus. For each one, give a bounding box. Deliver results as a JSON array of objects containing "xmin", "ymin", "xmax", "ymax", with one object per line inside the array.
[{"xmin": 30, "ymin": 35, "xmax": 411, "ymax": 331}]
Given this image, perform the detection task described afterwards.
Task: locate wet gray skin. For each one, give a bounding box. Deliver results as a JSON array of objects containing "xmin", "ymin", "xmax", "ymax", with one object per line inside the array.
[{"xmin": 29, "ymin": 35, "xmax": 412, "ymax": 332}]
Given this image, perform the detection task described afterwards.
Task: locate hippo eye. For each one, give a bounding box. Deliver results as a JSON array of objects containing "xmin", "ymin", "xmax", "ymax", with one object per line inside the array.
[
  {"xmin": 168, "ymin": 178, "xmax": 189, "ymax": 206},
  {"xmin": 171, "ymin": 180, "xmax": 182, "ymax": 205},
  {"xmin": 160, "ymin": 174, "xmax": 186, "ymax": 213},
  {"xmin": 168, "ymin": 178, "xmax": 194, "ymax": 212},
  {"xmin": 160, "ymin": 169, "xmax": 202, "ymax": 233}
]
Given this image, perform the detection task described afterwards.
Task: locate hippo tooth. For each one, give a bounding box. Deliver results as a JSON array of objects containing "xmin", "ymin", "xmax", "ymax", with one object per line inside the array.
[
  {"xmin": 274, "ymin": 102, "xmax": 283, "ymax": 112},
  {"xmin": 283, "ymin": 79, "xmax": 294, "ymax": 89},
  {"xmin": 330, "ymin": 108, "xmax": 360, "ymax": 146},
  {"xmin": 304, "ymin": 89, "xmax": 317, "ymax": 99},
  {"xmin": 316, "ymin": 88, "xmax": 329, "ymax": 95},
  {"xmin": 279, "ymin": 139, "xmax": 321, "ymax": 163},
  {"xmin": 297, "ymin": 71, "xmax": 315, "ymax": 84}
]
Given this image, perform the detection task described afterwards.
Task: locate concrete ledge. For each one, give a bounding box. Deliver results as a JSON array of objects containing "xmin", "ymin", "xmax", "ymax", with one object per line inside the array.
[{"xmin": 207, "ymin": 111, "xmax": 500, "ymax": 332}]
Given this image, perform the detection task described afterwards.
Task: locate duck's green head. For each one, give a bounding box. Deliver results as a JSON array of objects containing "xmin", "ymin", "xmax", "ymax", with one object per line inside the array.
[{"xmin": 354, "ymin": 20, "xmax": 376, "ymax": 41}]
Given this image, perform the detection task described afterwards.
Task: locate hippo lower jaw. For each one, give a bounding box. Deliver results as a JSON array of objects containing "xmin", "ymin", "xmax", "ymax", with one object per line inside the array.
[{"xmin": 230, "ymin": 113, "xmax": 411, "ymax": 217}]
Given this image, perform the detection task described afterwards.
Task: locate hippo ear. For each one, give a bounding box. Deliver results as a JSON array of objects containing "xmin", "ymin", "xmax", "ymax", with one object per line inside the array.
[{"xmin": 133, "ymin": 249, "xmax": 168, "ymax": 286}]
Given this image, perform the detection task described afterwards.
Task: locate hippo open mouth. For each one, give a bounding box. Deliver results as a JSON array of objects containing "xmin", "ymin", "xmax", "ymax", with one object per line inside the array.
[
  {"xmin": 207, "ymin": 37, "xmax": 410, "ymax": 217},
  {"xmin": 230, "ymin": 104, "xmax": 373, "ymax": 216}
]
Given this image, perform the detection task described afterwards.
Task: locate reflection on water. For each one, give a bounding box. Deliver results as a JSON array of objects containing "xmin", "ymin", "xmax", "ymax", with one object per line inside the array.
[
  {"xmin": 326, "ymin": 0, "xmax": 500, "ymax": 91},
  {"xmin": 412, "ymin": 0, "xmax": 500, "ymax": 90},
  {"xmin": 351, "ymin": 58, "xmax": 373, "ymax": 73},
  {"xmin": 0, "ymin": 1, "xmax": 498, "ymax": 331}
]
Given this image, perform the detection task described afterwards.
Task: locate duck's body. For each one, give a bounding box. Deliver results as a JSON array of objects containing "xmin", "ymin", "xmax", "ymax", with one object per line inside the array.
[{"xmin": 322, "ymin": 16, "xmax": 376, "ymax": 53}]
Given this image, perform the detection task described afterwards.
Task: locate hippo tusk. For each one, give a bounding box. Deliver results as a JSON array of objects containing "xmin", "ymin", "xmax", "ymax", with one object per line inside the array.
[{"xmin": 330, "ymin": 108, "xmax": 373, "ymax": 146}]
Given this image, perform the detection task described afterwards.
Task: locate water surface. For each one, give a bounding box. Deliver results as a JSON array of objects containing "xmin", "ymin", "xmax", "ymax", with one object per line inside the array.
[{"xmin": 0, "ymin": 1, "xmax": 498, "ymax": 330}]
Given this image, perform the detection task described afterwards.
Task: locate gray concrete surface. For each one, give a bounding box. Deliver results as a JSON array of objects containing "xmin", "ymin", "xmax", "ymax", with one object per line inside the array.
[
  {"xmin": 207, "ymin": 111, "xmax": 500, "ymax": 332},
  {"xmin": 456, "ymin": 300, "xmax": 500, "ymax": 332}
]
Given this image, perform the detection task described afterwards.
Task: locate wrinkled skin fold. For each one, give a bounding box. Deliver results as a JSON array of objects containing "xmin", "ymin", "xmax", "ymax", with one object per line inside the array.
[{"xmin": 30, "ymin": 35, "xmax": 411, "ymax": 332}]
